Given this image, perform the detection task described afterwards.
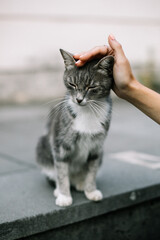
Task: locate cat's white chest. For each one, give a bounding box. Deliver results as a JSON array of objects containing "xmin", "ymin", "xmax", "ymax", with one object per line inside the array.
[{"xmin": 72, "ymin": 105, "xmax": 106, "ymax": 134}]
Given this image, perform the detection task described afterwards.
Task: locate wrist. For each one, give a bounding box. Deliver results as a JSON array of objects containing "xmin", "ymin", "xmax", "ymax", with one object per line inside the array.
[
  {"xmin": 120, "ymin": 76, "xmax": 139, "ymax": 101},
  {"xmin": 118, "ymin": 76, "xmax": 160, "ymax": 124}
]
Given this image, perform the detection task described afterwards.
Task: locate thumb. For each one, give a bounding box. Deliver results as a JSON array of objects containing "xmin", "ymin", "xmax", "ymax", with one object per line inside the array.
[{"xmin": 108, "ymin": 34, "xmax": 126, "ymax": 61}]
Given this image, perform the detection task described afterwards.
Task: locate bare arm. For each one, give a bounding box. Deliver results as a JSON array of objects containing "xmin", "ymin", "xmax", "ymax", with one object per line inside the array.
[
  {"xmin": 74, "ymin": 35, "xmax": 160, "ymax": 125},
  {"xmin": 120, "ymin": 78, "xmax": 160, "ymax": 124}
]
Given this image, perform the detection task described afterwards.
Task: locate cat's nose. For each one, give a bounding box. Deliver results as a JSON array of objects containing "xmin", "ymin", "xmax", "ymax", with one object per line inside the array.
[{"xmin": 76, "ymin": 98, "xmax": 83, "ymax": 104}]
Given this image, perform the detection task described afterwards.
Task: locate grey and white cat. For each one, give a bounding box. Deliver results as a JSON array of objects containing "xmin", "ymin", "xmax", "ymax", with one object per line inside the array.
[{"xmin": 36, "ymin": 49, "xmax": 114, "ymax": 207}]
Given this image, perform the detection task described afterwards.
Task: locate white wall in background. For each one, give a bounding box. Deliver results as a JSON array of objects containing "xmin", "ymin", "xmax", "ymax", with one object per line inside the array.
[{"xmin": 0, "ymin": 0, "xmax": 160, "ymax": 70}]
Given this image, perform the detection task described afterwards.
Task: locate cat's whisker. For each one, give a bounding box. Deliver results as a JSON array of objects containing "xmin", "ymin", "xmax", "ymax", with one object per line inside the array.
[
  {"xmin": 91, "ymin": 102, "xmax": 107, "ymax": 116},
  {"xmin": 41, "ymin": 98, "xmax": 67, "ymax": 121},
  {"xmin": 50, "ymin": 99, "xmax": 67, "ymax": 109},
  {"xmin": 94, "ymin": 106, "xmax": 106, "ymax": 120},
  {"xmin": 89, "ymin": 102, "xmax": 104, "ymax": 119},
  {"xmin": 50, "ymin": 102, "xmax": 67, "ymax": 117},
  {"xmin": 47, "ymin": 100, "xmax": 67, "ymax": 120},
  {"xmin": 92, "ymin": 107, "xmax": 105, "ymax": 119},
  {"xmin": 88, "ymin": 103, "xmax": 99, "ymax": 120},
  {"xmin": 90, "ymin": 101, "xmax": 106, "ymax": 118},
  {"xmin": 48, "ymin": 104, "xmax": 63, "ymax": 119},
  {"xmin": 48, "ymin": 103, "xmax": 66, "ymax": 120},
  {"xmin": 41, "ymin": 97, "xmax": 65, "ymax": 107},
  {"xmin": 90, "ymin": 99, "xmax": 108, "ymax": 108},
  {"xmin": 89, "ymin": 102, "xmax": 101, "ymax": 116},
  {"xmin": 93, "ymin": 105, "xmax": 106, "ymax": 117},
  {"xmin": 88, "ymin": 104, "xmax": 94, "ymax": 116},
  {"xmin": 89, "ymin": 99, "xmax": 108, "ymax": 109}
]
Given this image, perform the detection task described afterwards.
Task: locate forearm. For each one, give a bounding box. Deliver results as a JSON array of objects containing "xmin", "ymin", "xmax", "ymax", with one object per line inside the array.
[{"xmin": 122, "ymin": 79, "xmax": 160, "ymax": 125}]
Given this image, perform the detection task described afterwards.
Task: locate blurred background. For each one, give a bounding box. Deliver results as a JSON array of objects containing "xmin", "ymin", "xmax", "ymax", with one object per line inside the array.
[{"xmin": 0, "ymin": 0, "xmax": 160, "ymax": 104}]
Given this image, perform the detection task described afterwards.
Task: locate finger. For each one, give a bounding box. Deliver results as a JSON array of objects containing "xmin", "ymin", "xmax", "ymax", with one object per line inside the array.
[
  {"xmin": 73, "ymin": 52, "xmax": 86, "ymax": 59},
  {"xmin": 75, "ymin": 60, "xmax": 86, "ymax": 67},
  {"xmin": 108, "ymin": 34, "xmax": 126, "ymax": 61},
  {"xmin": 107, "ymin": 45, "xmax": 114, "ymax": 55},
  {"xmin": 79, "ymin": 45, "xmax": 109, "ymax": 61}
]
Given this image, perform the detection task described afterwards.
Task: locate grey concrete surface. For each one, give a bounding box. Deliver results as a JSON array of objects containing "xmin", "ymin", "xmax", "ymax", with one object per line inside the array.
[
  {"xmin": 0, "ymin": 156, "xmax": 30, "ymax": 175},
  {"xmin": 23, "ymin": 198, "xmax": 160, "ymax": 240},
  {"xmin": 0, "ymin": 99, "xmax": 159, "ymax": 240}
]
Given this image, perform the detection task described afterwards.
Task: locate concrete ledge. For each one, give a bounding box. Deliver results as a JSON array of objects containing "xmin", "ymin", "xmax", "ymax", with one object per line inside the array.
[
  {"xmin": 22, "ymin": 198, "xmax": 160, "ymax": 240},
  {"xmin": 1, "ymin": 157, "xmax": 160, "ymax": 240}
]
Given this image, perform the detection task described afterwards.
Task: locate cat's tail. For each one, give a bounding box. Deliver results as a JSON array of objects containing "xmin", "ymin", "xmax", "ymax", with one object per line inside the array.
[{"xmin": 36, "ymin": 135, "xmax": 54, "ymax": 167}]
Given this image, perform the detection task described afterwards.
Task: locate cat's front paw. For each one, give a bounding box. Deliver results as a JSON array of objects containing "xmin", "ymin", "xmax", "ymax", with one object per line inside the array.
[
  {"xmin": 53, "ymin": 188, "xmax": 59, "ymax": 198},
  {"xmin": 85, "ymin": 189, "xmax": 103, "ymax": 201},
  {"xmin": 55, "ymin": 193, "xmax": 73, "ymax": 207}
]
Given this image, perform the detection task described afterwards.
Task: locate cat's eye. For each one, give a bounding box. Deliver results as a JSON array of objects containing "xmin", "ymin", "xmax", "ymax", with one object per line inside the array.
[
  {"xmin": 69, "ymin": 82, "xmax": 76, "ymax": 88},
  {"xmin": 87, "ymin": 86, "xmax": 97, "ymax": 90}
]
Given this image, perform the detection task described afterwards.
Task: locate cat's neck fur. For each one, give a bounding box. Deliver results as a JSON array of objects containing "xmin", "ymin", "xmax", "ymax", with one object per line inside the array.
[{"xmin": 67, "ymin": 96, "xmax": 110, "ymax": 135}]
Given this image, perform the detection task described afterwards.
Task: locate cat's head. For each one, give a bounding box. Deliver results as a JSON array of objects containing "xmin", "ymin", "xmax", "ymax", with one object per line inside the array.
[{"xmin": 60, "ymin": 49, "xmax": 114, "ymax": 106}]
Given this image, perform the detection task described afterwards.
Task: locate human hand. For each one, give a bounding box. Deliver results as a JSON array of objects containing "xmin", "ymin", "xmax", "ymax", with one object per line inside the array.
[
  {"xmin": 74, "ymin": 35, "xmax": 136, "ymax": 99},
  {"xmin": 74, "ymin": 44, "xmax": 113, "ymax": 67}
]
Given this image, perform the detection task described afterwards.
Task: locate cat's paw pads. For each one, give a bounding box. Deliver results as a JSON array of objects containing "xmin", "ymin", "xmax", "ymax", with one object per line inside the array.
[
  {"xmin": 53, "ymin": 188, "xmax": 59, "ymax": 198},
  {"xmin": 55, "ymin": 194, "xmax": 73, "ymax": 207},
  {"xmin": 85, "ymin": 189, "xmax": 103, "ymax": 201},
  {"xmin": 75, "ymin": 182, "xmax": 85, "ymax": 192}
]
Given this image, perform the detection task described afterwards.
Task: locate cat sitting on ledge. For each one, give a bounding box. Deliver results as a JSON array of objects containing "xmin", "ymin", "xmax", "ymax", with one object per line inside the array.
[{"xmin": 36, "ymin": 49, "xmax": 114, "ymax": 207}]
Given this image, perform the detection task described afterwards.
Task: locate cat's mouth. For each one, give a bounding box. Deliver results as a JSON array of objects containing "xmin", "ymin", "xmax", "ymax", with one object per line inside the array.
[
  {"xmin": 72, "ymin": 97, "xmax": 87, "ymax": 106},
  {"xmin": 76, "ymin": 102, "xmax": 87, "ymax": 106},
  {"xmin": 75, "ymin": 100, "xmax": 87, "ymax": 107}
]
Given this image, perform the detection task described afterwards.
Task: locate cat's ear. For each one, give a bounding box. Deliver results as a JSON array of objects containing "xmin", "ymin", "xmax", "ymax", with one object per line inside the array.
[
  {"xmin": 94, "ymin": 56, "xmax": 114, "ymax": 72},
  {"xmin": 60, "ymin": 49, "xmax": 76, "ymax": 70}
]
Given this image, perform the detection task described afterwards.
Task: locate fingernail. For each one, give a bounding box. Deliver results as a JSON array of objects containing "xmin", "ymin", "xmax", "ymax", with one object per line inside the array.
[
  {"xmin": 75, "ymin": 60, "xmax": 81, "ymax": 65},
  {"xmin": 110, "ymin": 34, "xmax": 115, "ymax": 40}
]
